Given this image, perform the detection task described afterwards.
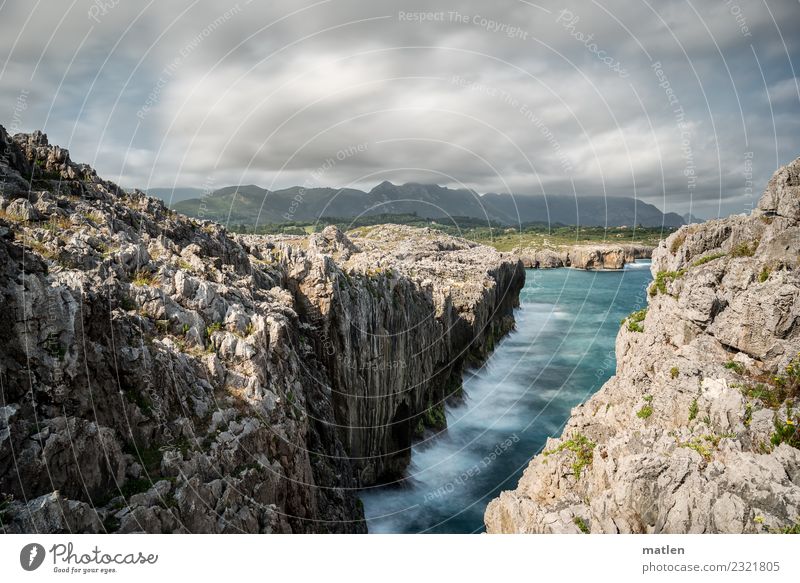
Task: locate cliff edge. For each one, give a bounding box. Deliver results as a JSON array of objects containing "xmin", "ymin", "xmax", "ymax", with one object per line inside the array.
[
  {"xmin": 486, "ymin": 158, "xmax": 800, "ymax": 534},
  {"xmin": 514, "ymin": 244, "xmax": 653, "ymax": 270},
  {"xmin": 0, "ymin": 126, "xmax": 523, "ymax": 533}
]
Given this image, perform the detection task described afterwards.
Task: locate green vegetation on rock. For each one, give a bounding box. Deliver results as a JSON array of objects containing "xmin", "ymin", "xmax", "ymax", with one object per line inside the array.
[
  {"xmin": 778, "ymin": 522, "xmax": 800, "ymax": 534},
  {"xmin": 132, "ymin": 270, "xmax": 157, "ymax": 287},
  {"xmin": 688, "ymin": 398, "xmax": 699, "ymax": 422},
  {"xmin": 423, "ymin": 402, "xmax": 447, "ymax": 429},
  {"xmin": 573, "ymin": 516, "xmax": 590, "ymax": 534},
  {"xmin": 669, "ymin": 232, "xmax": 686, "ymax": 254},
  {"xmin": 679, "ymin": 433, "xmax": 736, "ymax": 461},
  {"xmin": 724, "ymin": 360, "xmax": 745, "ymax": 375},
  {"xmin": 691, "ymin": 252, "xmax": 726, "ymax": 267},
  {"xmin": 771, "ymin": 405, "xmax": 799, "ymax": 450},
  {"xmin": 624, "ymin": 308, "xmax": 647, "ymax": 333},
  {"xmin": 731, "ymin": 240, "xmax": 759, "ymax": 258},
  {"xmin": 637, "ymin": 395, "xmax": 653, "ymax": 420},
  {"xmin": 544, "ymin": 433, "xmax": 596, "ymax": 480},
  {"xmin": 650, "ymin": 270, "xmax": 686, "ymax": 297}
]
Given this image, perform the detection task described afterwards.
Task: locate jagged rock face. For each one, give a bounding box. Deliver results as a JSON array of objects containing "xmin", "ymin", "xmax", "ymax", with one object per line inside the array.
[
  {"xmin": 0, "ymin": 127, "xmax": 522, "ymax": 533},
  {"xmin": 568, "ymin": 246, "xmax": 626, "ymax": 270},
  {"xmin": 0, "ymin": 130, "xmax": 358, "ymax": 534},
  {"xmin": 758, "ymin": 160, "xmax": 800, "ymax": 221},
  {"xmin": 243, "ymin": 225, "xmax": 524, "ymax": 484},
  {"xmin": 513, "ymin": 244, "xmax": 652, "ymax": 270},
  {"xmin": 513, "ymin": 247, "xmax": 567, "ymax": 269},
  {"xmin": 486, "ymin": 157, "xmax": 800, "ymax": 534}
]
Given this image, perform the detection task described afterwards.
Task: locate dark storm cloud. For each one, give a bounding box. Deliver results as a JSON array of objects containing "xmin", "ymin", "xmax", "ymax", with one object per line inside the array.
[{"xmin": 1, "ymin": 0, "xmax": 798, "ymax": 218}]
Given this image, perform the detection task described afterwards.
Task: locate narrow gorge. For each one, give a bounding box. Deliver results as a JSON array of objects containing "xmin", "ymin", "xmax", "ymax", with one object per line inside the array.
[
  {"xmin": 0, "ymin": 126, "xmax": 523, "ymax": 533},
  {"xmin": 362, "ymin": 260, "xmax": 653, "ymax": 533},
  {"xmin": 5, "ymin": 125, "xmax": 797, "ymax": 536}
]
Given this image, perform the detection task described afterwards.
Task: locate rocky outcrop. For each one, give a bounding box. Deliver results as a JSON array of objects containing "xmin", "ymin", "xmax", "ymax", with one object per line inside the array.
[
  {"xmin": 513, "ymin": 244, "xmax": 653, "ymax": 270},
  {"xmin": 486, "ymin": 158, "xmax": 800, "ymax": 534},
  {"xmin": 241, "ymin": 225, "xmax": 523, "ymax": 485},
  {"xmin": 0, "ymin": 126, "xmax": 523, "ymax": 533},
  {"xmin": 513, "ymin": 247, "xmax": 568, "ymax": 269},
  {"xmin": 622, "ymin": 244, "xmax": 654, "ymax": 261}
]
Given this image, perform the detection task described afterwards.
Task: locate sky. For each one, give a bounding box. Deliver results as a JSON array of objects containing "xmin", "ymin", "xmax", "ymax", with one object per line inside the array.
[{"xmin": 1, "ymin": 0, "xmax": 799, "ymax": 218}]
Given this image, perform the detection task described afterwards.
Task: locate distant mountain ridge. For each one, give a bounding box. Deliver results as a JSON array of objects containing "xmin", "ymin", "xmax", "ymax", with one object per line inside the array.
[{"xmin": 170, "ymin": 181, "xmax": 685, "ymax": 227}]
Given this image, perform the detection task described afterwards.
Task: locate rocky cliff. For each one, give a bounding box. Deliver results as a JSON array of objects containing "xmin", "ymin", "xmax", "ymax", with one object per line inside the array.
[
  {"xmin": 242, "ymin": 225, "xmax": 523, "ymax": 485},
  {"xmin": 514, "ymin": 244, "xmax": 653, "ymax": 270},
  {"xmin": 486, "ymin": 158, "xmax": 800, "ymax": 534},
  {"xmin": 0, "ymin": 126, "xmax": 523, "ymax": 533}
]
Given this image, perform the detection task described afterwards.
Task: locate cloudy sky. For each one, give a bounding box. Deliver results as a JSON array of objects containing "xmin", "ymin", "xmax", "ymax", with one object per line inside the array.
[{"xmin": 2, "ymin": 0, "xmax": 799, "ymax": 218}]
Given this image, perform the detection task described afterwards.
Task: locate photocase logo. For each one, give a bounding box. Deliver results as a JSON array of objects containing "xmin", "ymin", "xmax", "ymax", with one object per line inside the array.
[{"xmin": 20, "ymin": 543, "xmax": 46, "ymax": 571}]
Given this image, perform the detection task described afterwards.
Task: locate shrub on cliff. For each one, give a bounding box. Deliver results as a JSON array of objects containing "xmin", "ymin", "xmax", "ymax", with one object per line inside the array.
[
  {"xmin": 650, "ymin": 270, "xmax": 686, "ymax": 297},
  {"xmin": 543, "ymin": 433, "xmax": 596, "ymax": 480},
  {"xmin": 623, "ymin": 308, "xmax": 647, "ymax": 332}
]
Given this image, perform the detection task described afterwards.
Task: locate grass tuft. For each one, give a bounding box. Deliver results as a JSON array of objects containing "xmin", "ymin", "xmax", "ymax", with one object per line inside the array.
[
  {"xmin": 731, "ymin": 240, "xmax": 758, "ymax": 258},
  {"xmin": 573, "ymin": 516, "xmax": 590, "ymax": 534},
  {"xmin": 688, "ymin": 398, "xmax": 699, "ymax": 422},
  {"xmin": 132, "ymin": 270, "xmax": 157, "ymax": 287},
  {"xmin": 691, "ymin": 252, "xmax": 726, "ymax": 267},
  {"xmin": 650, "ymin": 270, "xmax": 686, "ymax": 297},
  {"xmin": 669, "ymin": 232, "xmax": 686, "ymax": 254},
  {"xmin": 543, "ymin": 433, "xmax": 596, "ymax": 480},
  {"xmin": 770, "ymin": 405, "xmax": 799, "ymax": 450},
  {"xmin": 623, "ymin": 308, "xmax": 647, "ymax": 333}
]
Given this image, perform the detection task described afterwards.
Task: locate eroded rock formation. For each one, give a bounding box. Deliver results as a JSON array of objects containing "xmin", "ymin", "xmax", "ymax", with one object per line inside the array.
[
  {"xmin": 486, "ymin": 158, "xmax": 800, "ymax": 534},
  {"xmin": 243, "ymin": 225, "xmax": 523, "ymax": 485},
  {"xmin": 513, "ymin": 244, "xmax": 653, "ymax": 270},
  {"xmin": 0, "ymin": 126, "xmax": 523, "ymax": 533}
]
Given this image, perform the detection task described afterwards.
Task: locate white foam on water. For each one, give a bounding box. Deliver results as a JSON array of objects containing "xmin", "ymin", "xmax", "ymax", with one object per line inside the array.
[{"xmin": 360, "ymin": 265, "xmax": 652, "ymax": 533}]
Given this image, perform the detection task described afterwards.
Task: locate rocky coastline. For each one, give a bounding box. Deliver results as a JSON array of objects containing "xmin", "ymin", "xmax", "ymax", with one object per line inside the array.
[
  {"xmin": 0, "ymin": 126, "xmax": 523, "ymax": 533},
  {"xmin": 485, "ymin": 158, "xmax": 800, "ymax": 534},
  {"xmin": 513, "ymin": 243, "xmax": 653, "ymax": 270}
]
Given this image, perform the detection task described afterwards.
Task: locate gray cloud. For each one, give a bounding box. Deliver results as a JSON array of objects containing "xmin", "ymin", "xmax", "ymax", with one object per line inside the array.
[{"xmin": 1, "ymin": 0, "xmax": 799, "ymax": 218}]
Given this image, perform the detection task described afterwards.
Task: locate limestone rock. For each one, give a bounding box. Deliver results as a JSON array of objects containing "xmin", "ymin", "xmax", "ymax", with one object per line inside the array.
[
  {"xmin": 758, "ymin": 157, "xmax": 800, "ymax": 221},
  {"xmin": 5, "ymin": 198, "xmax": 39, "ymax": 222},
  {"xmin": 0, "ymin": 124, "xmax": 523, "ymax": 533},
  {"xmin": 243, "ymin": 224, "xmax": 524, "ymax": 483},
  {"xmin": 513, "ymin": 243, "xmax": 653, "ymax": 270},
  {"xmin": 486, "ymin": 156, "xmax": 800, "ymax": 534}
]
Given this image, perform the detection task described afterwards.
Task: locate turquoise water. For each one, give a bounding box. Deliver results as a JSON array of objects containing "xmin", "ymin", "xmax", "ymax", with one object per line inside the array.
[{"xmin": 360, "ymin": 262, "xmax": 653, "ymax": 533}]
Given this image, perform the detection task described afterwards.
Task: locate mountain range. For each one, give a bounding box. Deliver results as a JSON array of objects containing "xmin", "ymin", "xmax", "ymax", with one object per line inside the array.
[{"xmin": 168, "ymin": 181, "xmax": 686, "ymax": 227}]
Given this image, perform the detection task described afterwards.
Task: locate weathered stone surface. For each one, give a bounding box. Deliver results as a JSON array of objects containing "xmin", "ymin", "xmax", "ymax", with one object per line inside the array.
[
  {"xmin": 513, "ymin": 247, "xmax": 567, "ymax": 269},
  {"xmin": 486, "ymin": 157, "xmax": 800, "ymax": 534},
  {"xmin": 244, "ymin": 225, "xmax": 523, "ymax": 484},
  {"xmin": 513, "ymin": 244, "xmax": 653, "ymax": 270},
  {"xmin": 758, "ymin": 157, "xmax": 800, "ymax": 221},
  {"xmin": 2, "ymin": 492, "xmax": 103, "ymax": 534},
  {"xmin": 0, "ymin": 125, "xmax": 522, "ymax": 533},
  {"xmin": 5, "ymin": 198, "xmax": 39, "ymax": 222}
]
